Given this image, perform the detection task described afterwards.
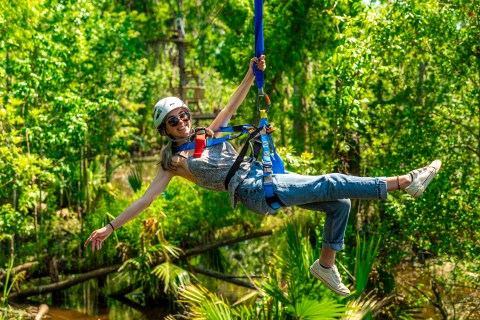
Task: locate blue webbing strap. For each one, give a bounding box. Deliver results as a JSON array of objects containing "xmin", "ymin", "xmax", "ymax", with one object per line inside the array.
[
  {"xmin": 173, "ymin": 136, "xmax": 231, "ymax": 153},
  {"xmin": 215, "ymin": 125, "xmax": 254, "ymax": 133},
  {"xmin": 253, "ymin": 0, "xmax": 264, "ymax": 91},
  {"xmin": 268, "ymin": 134, "xmax": 285, "ymax": 174},
  {"xmin": 259, "ymin": 117, "xmax": 285, "ymax": 209},
  {"xmin": 172, "ymin": 125, "xmax": 254, "ymax": 153},
  {"xmin": 253, "ymin": 0, "xmax": 285, "ymax": 210}
]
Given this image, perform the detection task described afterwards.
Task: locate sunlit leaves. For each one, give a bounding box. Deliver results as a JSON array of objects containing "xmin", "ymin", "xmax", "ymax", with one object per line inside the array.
[{"xmin": 151, "ymin": 261, "xmax": 191, "ymax": 295}]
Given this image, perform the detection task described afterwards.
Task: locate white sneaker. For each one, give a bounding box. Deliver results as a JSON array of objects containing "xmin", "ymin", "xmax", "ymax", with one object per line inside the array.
[
  {"xmin": 309, "ymin": 260, "xmax": 350, "ymax": 296},
  {"xmin": 405, "ymin": 160, "xmax": 442, "ymax": 198}
]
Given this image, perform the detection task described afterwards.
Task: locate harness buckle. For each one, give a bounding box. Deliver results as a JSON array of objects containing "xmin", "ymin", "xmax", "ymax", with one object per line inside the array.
[
  {"xmin": 263, "ymin": 175, "xmax": 273, "ymax": 183},
  {"xmin": 246, "ymin": 125, "xmax": 257, "ymax": 134}
]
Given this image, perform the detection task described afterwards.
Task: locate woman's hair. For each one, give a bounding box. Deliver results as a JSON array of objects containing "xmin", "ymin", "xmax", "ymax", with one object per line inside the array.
[
  {"xmin": 158, "ymin": 125, "xmax": 193, "ymax": 171},
  {"xmin": 160, "ymin": 139, "xmax": 176, "ymax": 171}
]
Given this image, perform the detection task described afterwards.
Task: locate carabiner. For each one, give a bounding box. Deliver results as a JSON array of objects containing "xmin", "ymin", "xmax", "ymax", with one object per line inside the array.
[{"xmin": 256, "ymin": 87, "xmax": 272, "ymax": 112}]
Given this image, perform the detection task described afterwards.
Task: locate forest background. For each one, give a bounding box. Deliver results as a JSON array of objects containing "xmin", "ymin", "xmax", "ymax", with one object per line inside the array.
[{"xmin": 0, "ymin": 0, "xmax": 479, "ymax": 319}]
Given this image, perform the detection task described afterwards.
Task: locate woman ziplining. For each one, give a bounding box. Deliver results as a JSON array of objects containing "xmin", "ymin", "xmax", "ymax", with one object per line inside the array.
[
  {"xmin": 85, "ymin": 0, "xmax": 442, "ymax": 297},
  {"xmin": 84, "ymin": 54, "xmax": 442, "ymax": 296}
]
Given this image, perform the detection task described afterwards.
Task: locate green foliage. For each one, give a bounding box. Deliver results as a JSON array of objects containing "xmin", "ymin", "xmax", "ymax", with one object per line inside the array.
[
  {"xmin": 401, "ymin": 258, "xmax": 480, "ymax": 319},
  {"xmin": 354, "ymin": 234, "xmax": 381, "ymax": 298},
  {"xmin": 0, "ymin": 0, "xmax": 478, "ymax": 317},
  {"xmin": 289, "ymin": 298, "xmax": 346, "ymax": 320},
  {"xmin": 143, "ymin": 177, "xmax": 255, "ymax": 249},
  {"xmin": 0, "ymin": 205, "xmax": 26, "ymax": 235},
  {"xmin": 260, "ymin": 222, "xmax": 349, "ymax": 319},
  {"xmin": 0, "ymin": 234, "xmax": 25, "ymax": 314},
  {"xmin": 277, "ymin": 146, "xmax": 323, "ymax": 175},
  {"xmin": 117, "ymin": 215, "xmax": 189, "ymax": 300},
  {"xmin": 198, "ymin": 248, "xmax": 229, "ymax": 274},
  {"xmin": 177, "ymin": 282, "xmax": 347, "ymax": 320},
  {"xmin": 178, "ymin": 283, "xmax": 236, "ymax": 320},
  {"xmin": 151, "ymin": 261, "xmax": 192, "ymax": 296},
  {"xmin": 172, "ymin": 221, "xmax": 350, "ymax": 319},
  {"xmin": 342, "ymin": 295, "xmax": 380, "ymax": 320},
  {"xmin": 127, "ymin": 165, "xmax": 143, "ymax": 193}
]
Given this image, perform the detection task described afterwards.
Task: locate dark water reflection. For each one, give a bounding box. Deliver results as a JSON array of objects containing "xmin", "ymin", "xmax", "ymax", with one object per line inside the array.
[
  {"xmin": 42, "ymin": 277, "xmax": 170, "ymax": 320},
  {"xmin": 48, "ymin": 302, "xmax": 165, "ymax": 320},
  {"xmin": 35, "ymin": 262, "xmax": 480, "ymax": 319},
  {"xmin": 41, "ymin": 273, "xmax": 247, "ymax": 319}
]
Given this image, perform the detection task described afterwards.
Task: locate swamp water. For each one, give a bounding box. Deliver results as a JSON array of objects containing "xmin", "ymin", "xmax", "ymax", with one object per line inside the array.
[{"xmin": 32, "ymin": 274, "xmax": 249, "ymax": 319}]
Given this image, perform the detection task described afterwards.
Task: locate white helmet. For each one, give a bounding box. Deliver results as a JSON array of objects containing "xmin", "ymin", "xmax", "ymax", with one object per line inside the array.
[{"xmin": 153, "ymin": 97, "xmax": 189, "ymax": 129}]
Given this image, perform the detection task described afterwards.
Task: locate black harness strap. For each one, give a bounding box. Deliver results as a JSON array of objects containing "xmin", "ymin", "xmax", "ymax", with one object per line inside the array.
[
  {"xmin": 249, "ymin": 136, "xmax": 263, "ymax": 160},
  {"xmin": 224, "ymin": 127, "xmax": 262, "ymax": 190},
  {"xmin": 223, "ymin": 127, "xmax": 286, "ymax": 208}
]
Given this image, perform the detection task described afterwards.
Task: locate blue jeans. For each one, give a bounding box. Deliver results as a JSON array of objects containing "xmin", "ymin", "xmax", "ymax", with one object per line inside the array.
[{"xmin": 236, "ymin": 162, "xmax": 388, "ymax": 251}]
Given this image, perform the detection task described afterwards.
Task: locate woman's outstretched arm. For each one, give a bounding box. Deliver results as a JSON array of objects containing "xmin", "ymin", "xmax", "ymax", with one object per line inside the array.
[
  {"xmin": 84, "ymin": 167, "xmax": 174, "ymax": 252},
  {"xmin": 208, "ymin": 55, "xmax": 266, "ymax": 133}
]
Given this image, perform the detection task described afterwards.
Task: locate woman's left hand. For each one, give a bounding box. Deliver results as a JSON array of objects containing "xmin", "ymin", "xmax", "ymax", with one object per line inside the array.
[{"xmin": 84, "ymin": 226, "xmax": 113, "ymax": 252}]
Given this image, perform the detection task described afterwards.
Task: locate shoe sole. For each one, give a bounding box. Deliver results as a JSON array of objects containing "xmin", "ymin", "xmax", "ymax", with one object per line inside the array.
[
  {"xmin": 412, "ymin": 160, "xmax": 442, "ymax": 198},
  {"xmin": 309, "ymin": 266, "xmax": 350, "ymax": 297}
]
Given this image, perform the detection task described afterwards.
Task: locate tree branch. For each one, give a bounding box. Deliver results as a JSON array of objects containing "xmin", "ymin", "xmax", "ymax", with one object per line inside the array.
[
  {"xmin": 451, "ymin": 144, "xmax": 480, "ymax": 157},
  {"xmin": 0, "ymin": 261, "xmax": 39, "ymax": 282},
  {"xmin": 434, "ymin": 108, "xmax": 479, "ymax": 139},
  {"xmin": 190, "ymin": 266, "xmax": 257, "ymax": 290},
  {"xmin": 183, "ymin": 230, "xmax": 274, "ymax": 258},
  {"xmin": 9, "ymin": 265, "xmax": 121, "ymax": 300}
]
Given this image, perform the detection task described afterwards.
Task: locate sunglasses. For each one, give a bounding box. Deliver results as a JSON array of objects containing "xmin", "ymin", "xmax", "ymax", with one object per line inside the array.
[{"xmin": 166, "ymin": 111, "xmax": 191, "ymax": 127}]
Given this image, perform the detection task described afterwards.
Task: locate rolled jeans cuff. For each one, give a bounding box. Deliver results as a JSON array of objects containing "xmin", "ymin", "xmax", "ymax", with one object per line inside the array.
[
  {"xmin": 377, "ymin": 177, "xmax": 388, "ymax": 199},
  {"xmin": 322, "ymin": 240, "xmax": 344, "ymax": 251}
]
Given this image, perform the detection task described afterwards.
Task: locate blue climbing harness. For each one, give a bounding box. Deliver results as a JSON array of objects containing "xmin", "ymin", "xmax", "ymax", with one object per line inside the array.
[{"xmin": 173, "ymin": 0, "xmax": 286, "ymax": 210}]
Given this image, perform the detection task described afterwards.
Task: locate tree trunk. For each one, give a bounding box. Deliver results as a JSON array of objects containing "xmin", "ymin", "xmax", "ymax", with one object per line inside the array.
[
  {"xmin": 9, "ymin": 265, "xmax": 122, "ymax": 300},
  {"xmin": 50, "ymin": 256, "xmax": 62, "ymax": 305},
  {"xmin": 292, "ymin": 72, "xmax": 308, "ymax": 152},
  {"xmin": 332, "ymin": 78, "xmax": 343, "ymax": 163}
]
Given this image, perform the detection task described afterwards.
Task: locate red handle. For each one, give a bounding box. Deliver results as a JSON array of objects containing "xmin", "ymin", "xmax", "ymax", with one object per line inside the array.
[{"xmin": 193, "ymin": 134, "xmax": 206, "ymax": 158}]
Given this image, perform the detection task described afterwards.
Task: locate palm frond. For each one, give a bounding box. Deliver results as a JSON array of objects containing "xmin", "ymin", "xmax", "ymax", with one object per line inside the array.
[
  {"xmin": 151, "ymin": 262, "xmax": 192, "ymax": 295},
  {"xmin": 232, "ymin": 291, "xmax": 261, "ymax": 307},
  {"xmin": 178, "ymin": 283, "xmax": 236, "ymax": 320},
  {"xmin": 11, "ymin": 271, "xmax": 26, "ymax": 292},
  {"xmin": 342, "ymin": 292, "xmax": 379, "ymax": 320},
  {"xmin": 118, "ymin": 255, "xmax": 145, "ymax": 272},
  {"xmin": 285, "ymin": 222, "xmax": 307, "ymax": 275},
  {"xmin": 355, "ymin": 234, "xmax": 381, "ymax": 297},
  {"xmin": 232, "ymin": 304, "xmax": 261, "ymax": 320},
  {"xmin": 148, "ymin": 243, "xmax": 182, "ymax": 259},
  {"xmin": 288, "ymin": 297, "xmax": 348, "ymax": 320},
  {"xmin": 262, "ymin": 272, "xmax": 291, "ymax": 307}
]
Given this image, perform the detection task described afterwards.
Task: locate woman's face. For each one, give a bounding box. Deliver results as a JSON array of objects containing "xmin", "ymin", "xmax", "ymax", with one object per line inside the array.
[{"xmin": 164, "ymin": 107, "xmax": 192, "ymax": 138}]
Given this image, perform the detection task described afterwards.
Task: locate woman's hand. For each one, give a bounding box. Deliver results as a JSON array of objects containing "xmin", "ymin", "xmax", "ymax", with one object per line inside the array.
[
  {"xmin": 208, "ymin": 55, "xmax": 267, "ymax": 132},
  {"xmin": 250, "ymin": 55, "xmax": 266, "ymax": 73},
  {"xmin": 84, "ymin": 225, "xmax": 113, "ymax": 252}
]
